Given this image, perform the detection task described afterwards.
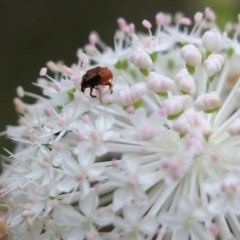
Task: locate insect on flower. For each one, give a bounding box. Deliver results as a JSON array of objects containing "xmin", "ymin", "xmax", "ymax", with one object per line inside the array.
[{"xmin": 81, "ymin": 66, "xmax": 113, "ymax": 98}]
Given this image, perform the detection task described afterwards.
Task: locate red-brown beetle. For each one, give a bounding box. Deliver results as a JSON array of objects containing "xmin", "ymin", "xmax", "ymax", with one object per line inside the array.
[{"xmin": 81, "ymin": 66, "xmax": 113, "ymax": 98}]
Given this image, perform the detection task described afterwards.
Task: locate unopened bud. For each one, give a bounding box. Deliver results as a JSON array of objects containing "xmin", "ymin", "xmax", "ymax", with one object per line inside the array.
[
  {"xmin": 180, "ymin": 44, "xmax": 202, "ymax": 67},
  {"xmin": 204, "ymin": 54, "xmax": 224, "ymax": 77},
  {"xmin": 202, "ymin": 29, "xmax": 224, "ymax": 52},
  {"xmin": 194, "ymin": 91, "xmax": 221, "ymax": 112},
  {"xmin": 175, "ymin": 69, "xmax": 196, "ymax": 95},
  {"xmin": 130, "ymin": 47, "xmax": 153, "ymax": 69}
]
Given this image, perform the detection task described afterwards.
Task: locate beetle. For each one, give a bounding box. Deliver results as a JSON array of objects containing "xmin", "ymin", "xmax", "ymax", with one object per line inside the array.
[{"xmin": 81, "ymin": 66, "xmax": 113, "ymax": 98}]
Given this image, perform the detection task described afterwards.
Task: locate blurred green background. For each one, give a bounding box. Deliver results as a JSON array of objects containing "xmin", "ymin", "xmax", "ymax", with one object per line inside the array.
[{"xmin": 0, "ymin": 0, "xmax": 239, "ymax": 156}]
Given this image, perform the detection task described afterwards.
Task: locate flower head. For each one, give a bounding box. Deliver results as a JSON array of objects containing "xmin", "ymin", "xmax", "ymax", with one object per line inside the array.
[{"xmin": 2, "ymin": 7, "xmax": 240, "ymax": 240}]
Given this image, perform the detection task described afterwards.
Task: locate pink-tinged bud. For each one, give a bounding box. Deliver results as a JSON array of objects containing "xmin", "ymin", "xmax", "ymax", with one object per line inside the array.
[
  {"xmin": 208, "ymin": 223, "xmax": 219, "ymax": 236},
  {"xmin": 125, "ymin": 106, "xmax": 134, "ymax": 114},
  {"xmin": 16, "ymin": 86, "xmax": 24, "ymax": 98},
  {"xmin": 228, "ymin": 119, "xmax": 240, "ymax": 135},
  {"xmin": 180, "ymin": 44, "xmax": 202, "ymax": 67},
  {"xmin": 202, "ymin": 29, "xmax": 224, "ymax": 52},
  {"xmin": 179, "ymin": 17, "xmax": 191, "ymax": 26},
  {"xmin": 165, "ymin": 14, "xmax": 172, "ymax": 25},
  {"xmin": 101, "ymin": 93, "xmax": 114, "ymax": 105},
  {"xmin": 78, "ymin": 52, "xmax": 89, "ymax": 68},
  {"xmin": 142, "ymin": 37, "xmax": 157, "ymax": 48},
  {"xmin": 194, "ymin": 91, "xmax": 221, "ymax": 112},
  {"xmin": 13, "ymin": 98, "xmax": 26, "ymax": 114},
  {"xmin": 76, "ymin": 132, "xmax": 84, "ymax": 142},
  {"xmin": 46, "ymin": 61, "xmax": 60, "ymax": 72},
  {"xmin": 194, "ymin": 12, "xmax": 203, "ymax": 23},
  {"xmin": 175, "ymin": 68, "xmax": 196, "ymax": 95},
  {"xmin": 155, "ymin": 12, "xmax": 165, "ymax": 26},
  {"xmin": 89, "ymin": 32, "xmax": 99, "ymax": 45},
  {"xmin": 173, "ymin": 109, "xmax": 212, "ymax": 136},
  {"xmin": 146, "ymin": 72, "xmax": 175, "ymax": 93},
  {"xmin": 73, "ymin": 78, "xmax": 82, "ymax": 86},
  {"xmin": 91, "ymin": 130, "xmax": 99, "ymax": 142},
  {"xmin": 65, "ymin": 67, "xmax": 74, "ymax": 75},
  {"xmin": 158, "ymin": 107, "xmax": 168, "ymax": 117},
  {"xmin": 128, "ymin": 23, "xmax": 135, "ymax": 34},
  {"xmin": 127, "ymin": 176, "xmax": 138, "ymax": 186},
  {"xmin": 44, "ymin": 107, "xmax": 52, "ymax": 117},
  {"xmin": 45, "ymin": 122, "xmax": 55, "ymax": 130},
  {"xmin": 204, "ymin": 54, "xmax": 224, "ymax": 77},
  {"xmin": 116, "ymin": 87, "xmax": 133, "ymax": 106},
  {"xmin": 130, "ymin": 82, "xmax": 147, "ymax": 103},
  {"xmin": 117, "ymin": 17, "xmax": 127, "ymax": 29},
  {"xmin": 204, "ymin": 7, "xmax": 216, "ymax": 21},
  {"xmin": 53, "ymin": 82, "xmax": 61, "ymax": 92},
  {"xmin": 40, "ymin": 67, "xmax": 47, "ymax": 76},
  {"xmin": 142, "ymin": 19, "xmax": 152, "ymax": 29},
  {"xmin": 162, "ymin": 95, "xmax": 190, "ymax": 117},
  {"xmin": 75, "ymin": 173, "xmax": 84, "ymax": 182},
  {"xmin": 82, "ymin": 114, "xmax": 89, "ymax": 123},
  {"xmin": 111, "ymin": 159, "xmax": 119, "ymax": 168},
  {"xmin": 130, "ymin": 47, "xmax": 153, "ymax": 69},
  {"xmin": 30, "ymin": 132, "xmax": 38, "ymax": 142}
]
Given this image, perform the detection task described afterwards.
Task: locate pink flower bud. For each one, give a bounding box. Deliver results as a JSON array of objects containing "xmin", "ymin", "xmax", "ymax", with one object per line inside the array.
[
  {"xmin": 142, "ymin": 19, "xmax": 152, "ymax": 29},
  {"xmin": 204, "ymin": 54, "xmax": 224, "ymax": 77},
  {"xmin": 202, "ymin": 29, "xmax": 224, "ymax": 52},
  {"xmin": 128, "ymin": 23, "xmax": 135, "ymax": 34},
  {"xmin": 117, "ymin": 87, "xmax": 133, "ymax": 106},
  {"xmin": 130, "ymin": 82, "xmax": 147, "ymax": 103},
  {"xmin": 175, "ymin": 69, "xmax": 196, "ymax": 95},
  {"xmin": 117, "ymin": 18, "xmax": 127, "ymax": 29},
  {"xmin": 146, "ymin": 72, "xmax": 175, "ymax": 93},
  {"xmin": 162, "ymin": 95, "xmax": 190, "ymax": 117},
  {"xmin": 173, "ymin": 109, "xmax": 212, "ymax": 136},
  {"xmin": 16, "ymin": 86, "xmax": 25, "ymax": 98},
  {"xmin": 180, "ymin": 44, "xmax": 202, "ymax": 67},
  {"xmin": 46, "ymin": 61, "xmax": 60, "ymax": 72},
  {"xmin": 65, "ymin": 67, "xmax": 74, "ymax": 75},
  {"xmin": 130, "ymin": 47, "xmax": 153, "ymax": 69},
  {"xmin": 204, "ymin": 7, "xmax": 216, "ymax": 21},
  {"xmin": 179, "ymin": 17, "xmax": 191, "ymax": 26},
  {"xmin": 194, "ymin": 91, "xmax": 222, "ymax": 112},
  {"xmin": 40, "ymin": 67, "xmax": 47, "ymax": 76},
  {"xmin": 44, "ymin": 107, "xmax": 52, "ymax": 117},
  {"xmin": 89, "ymin": 32, "xmax": 99, "ymax": 45},
  {"xmin": 155, "ymin": 12, "xmax": 165, "ymax": 26},
  {"xmin": 78, "ymin": 52, "xmax": 89, "ymax": 68},
  {"xmin": 194, "ymin": 12, "xmax": 203, "ymax": 23}
]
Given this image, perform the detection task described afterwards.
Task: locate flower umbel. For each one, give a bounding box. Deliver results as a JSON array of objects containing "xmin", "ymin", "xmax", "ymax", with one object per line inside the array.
[{"xmin": 2, "ymin": 7, "xmax": 240, "ymax": 240}]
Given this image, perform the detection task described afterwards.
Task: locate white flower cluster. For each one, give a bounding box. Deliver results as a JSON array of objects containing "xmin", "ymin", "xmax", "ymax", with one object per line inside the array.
[{"xmin": 2, "ymin": 7, "xmax": 240, "ymax": 240}]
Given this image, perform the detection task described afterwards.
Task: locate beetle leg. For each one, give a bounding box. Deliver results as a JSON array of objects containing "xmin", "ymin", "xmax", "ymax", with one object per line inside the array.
[
  {"xmin": 90, "ymin": 88, "xmax": 96, "ymax": 98},
  {"xmin": 100, "ymin": 82, "xmax": 113, "ymax": 93}
]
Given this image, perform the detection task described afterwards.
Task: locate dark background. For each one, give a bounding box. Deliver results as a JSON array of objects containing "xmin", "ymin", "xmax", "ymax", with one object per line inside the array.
[{"xmin": 0, "ymin": 0, "xmax": 239, "ymax": 154}]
